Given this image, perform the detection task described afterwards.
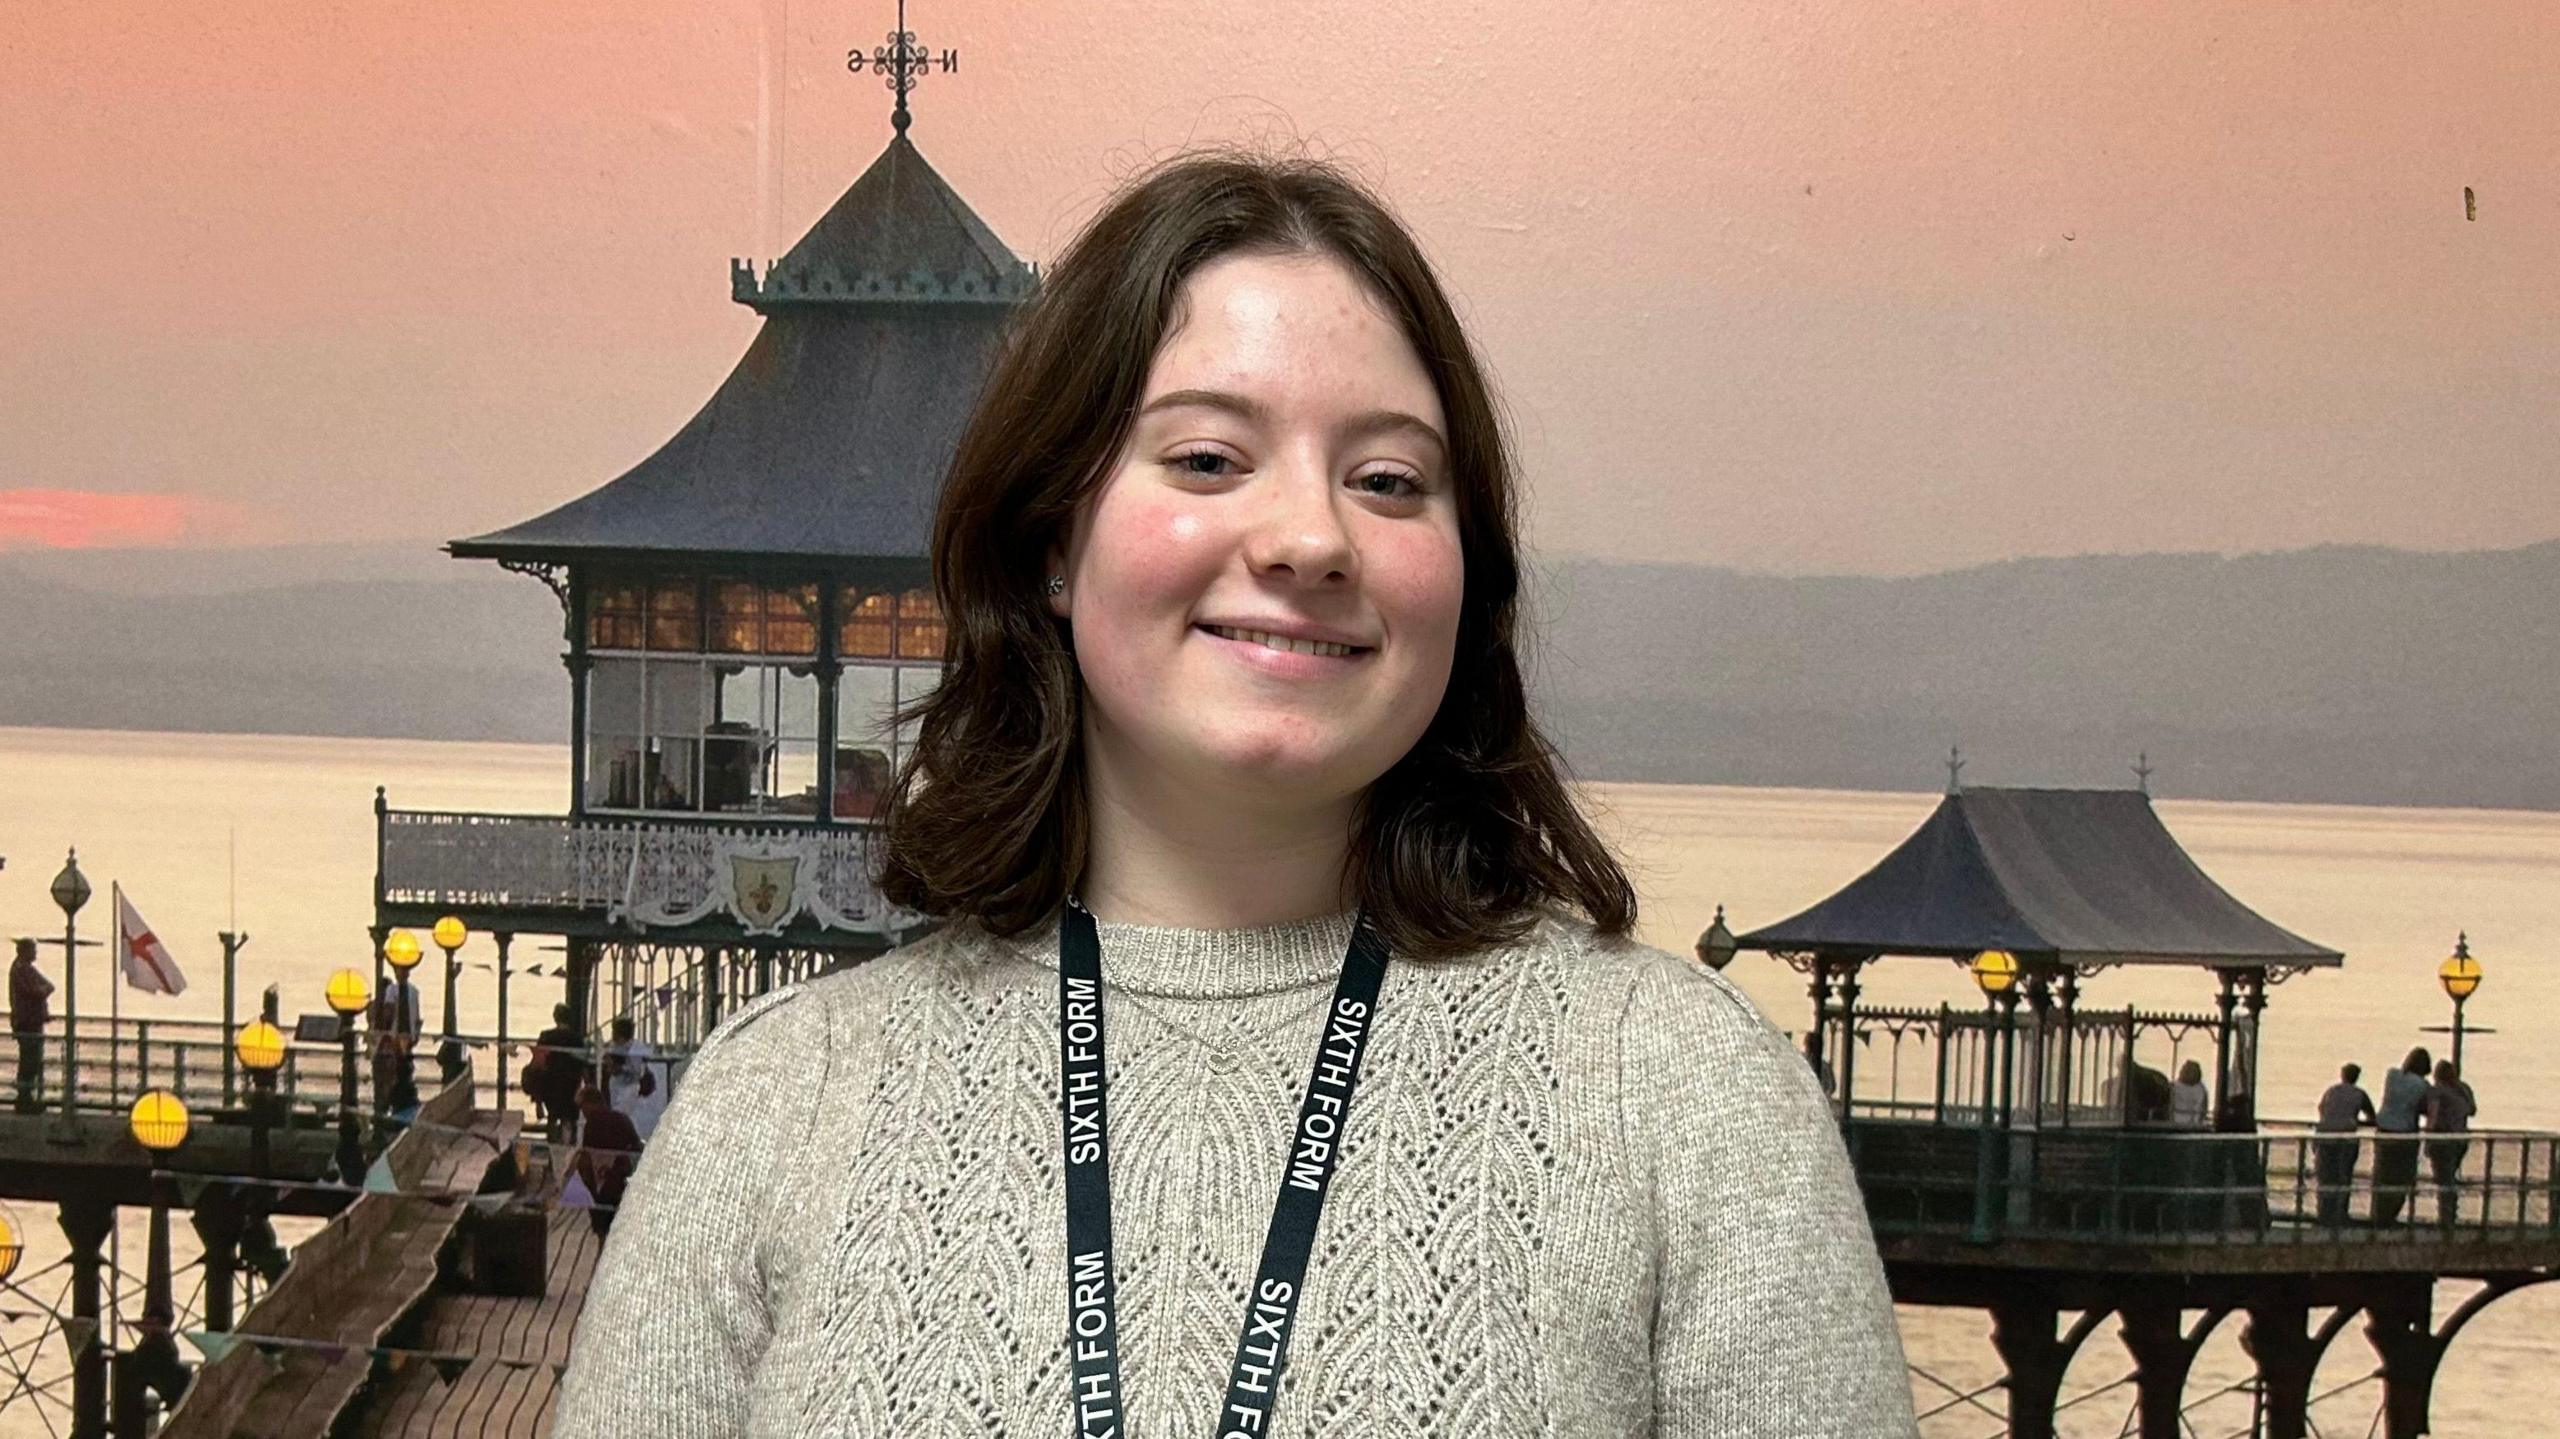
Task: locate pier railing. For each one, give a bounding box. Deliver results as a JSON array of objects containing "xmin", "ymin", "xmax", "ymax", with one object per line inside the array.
[
  {"xmin": 1847, "ymin": 1116, "xmax": 2560, "ymax": 1248},
  {"xmin": 376, "ymin": 805, "xmax": 918, "ymax": 934},
  {"xmin": 14, "ymin": 1017, "xmax": 371, "ymax": 1118}
]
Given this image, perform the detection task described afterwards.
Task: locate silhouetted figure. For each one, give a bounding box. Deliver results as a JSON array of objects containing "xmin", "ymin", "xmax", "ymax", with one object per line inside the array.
[
  {"xmin": 2313, "ymin": 1063, "xmax": 2375, "ymax": 1228},
  {"xmin": 573, "ymin": 1081, "xmax": 644, "ymax": 1239},
  {"xmin": 2424, "ymin": 1059, "xmax": 2478, "ymax": 1226},
  {"xmin": 9, "ymin": 938, "xmax": 51, "ymax": 1113},
  {"xmin": 529, "ymin": 1002, "xmax": 592, "ymax": 1141},
  {"xmin": 2169, "ymin": 1060, "xmax": 2211, "ymax": 1128},
  {"xmin": 2372, "ymin": 1047, "xmax": 2432, "ymax": 1225}
]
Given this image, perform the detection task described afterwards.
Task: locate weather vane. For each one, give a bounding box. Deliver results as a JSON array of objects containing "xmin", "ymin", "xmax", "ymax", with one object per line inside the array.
[
  {"xmin": 848, "ymin": 0, "xmax": 961, "ymax": 134},
  {"xmin": 1945, "ymin": 745, "xmax": 1965, "ymax": 794},
  {"xmin": 2133, "ymin": 752, "xmax": 2154, "ymax": 796}
]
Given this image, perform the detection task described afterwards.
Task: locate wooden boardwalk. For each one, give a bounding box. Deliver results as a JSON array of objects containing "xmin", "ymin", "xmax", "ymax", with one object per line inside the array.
[
  {"xmin": 160, "ymin": 1082, "xmax": 522, "ymax": 1439},
  {"xmin": 342, "ymin": 1166, "xmax": 607, "ymax": 1439}
]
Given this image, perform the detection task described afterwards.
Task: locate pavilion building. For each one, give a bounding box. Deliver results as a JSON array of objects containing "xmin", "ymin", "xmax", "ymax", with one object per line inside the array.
[{"xmin": 373, "ymin": 102, "xmax": 1033, "ymax": 1051}]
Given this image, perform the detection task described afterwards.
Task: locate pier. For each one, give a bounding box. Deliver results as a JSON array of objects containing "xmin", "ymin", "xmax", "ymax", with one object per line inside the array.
[{"xmin": 1712, "ymin": 784, "xmax": 2560, "ymax": 1438}]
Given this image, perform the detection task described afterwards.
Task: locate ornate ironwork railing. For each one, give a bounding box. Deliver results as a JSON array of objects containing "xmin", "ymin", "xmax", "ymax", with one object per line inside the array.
[
  {"xmin": 1847, "ymin": 1116, "xmax": 2560, "ymax": 1247},
  {"xmin": 377, "ymin": 807, "xmax": 924, "ymax": 936}
]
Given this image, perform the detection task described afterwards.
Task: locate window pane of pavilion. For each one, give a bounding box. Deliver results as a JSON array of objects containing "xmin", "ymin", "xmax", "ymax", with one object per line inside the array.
[
  {"xmin": 777, "ymin": 664, "xmax": 821, "ymax": 741},
  {"xmin": 585, "ymin": 659, "xmax": 645, "ymax": 809},
  {"xmin": 895, "ymin": 589, "xmax": 946, "ymax": 661},
  {"xmin": 648, "ymin": 577, "xmax": 702, "ymax": 652},
  {"xmin": 766, "ymin": 583, "xmax": 819, "ymax": 657},
  {"xmin": 708, "ymin": 579, "xmax": 762, "ymax": 654},
  {"xmin": 836, "ymin": 665, "xmax": 896, "ymax": 751},
  {"xmin": 775, "ymin": 740, "xmax": 821, "ymax": 817},
  {"xmin": 837, "ymin": 586, "xmax": 893, "ymax": 659},
  {"xmin": 644, "ymin": 658, "xmax": 710, "ymax": 811},
  {"xmin": 586, "ymin": 580, "xmax": 644, "ymax": 650},
  {"xmin": 834, "ymin": 665, "xmax": 897, "ymax": 821},
  {"xmin": 893, "ymin": 664, "xmax": 940, "ymax": 753}
]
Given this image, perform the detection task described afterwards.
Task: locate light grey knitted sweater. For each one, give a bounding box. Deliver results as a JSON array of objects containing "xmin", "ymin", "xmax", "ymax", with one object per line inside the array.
[{"xmin": 552, "ymin": 905, "xmax": 1916, "ymax": 1437}]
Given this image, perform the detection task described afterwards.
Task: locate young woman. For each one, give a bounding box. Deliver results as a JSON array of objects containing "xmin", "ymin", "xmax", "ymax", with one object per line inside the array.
[{"xmin": 556, "ymin": 149, "xmax": 1914, "ymax": 1437}]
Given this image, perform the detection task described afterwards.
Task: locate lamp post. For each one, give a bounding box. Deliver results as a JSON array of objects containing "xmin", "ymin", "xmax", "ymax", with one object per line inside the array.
[
  {"xmin": 383, "ymin": 930, "xmax": 423, "ymax": 1115},
  {"xmin": 1968, "ymin": 949, "xmax": 2020, "ymax": 1242},
  {"xmin": 50, "ymin": 849, "xmax": 90, "ymax": 1119},
  {"xmin": 383, "ymin": 929, "xmax": 422, "ymax": 1039},
  {"xmin": 234, "ymin": 1019, "xmax": 286, "ymax": 1181},
  {"xmin": 432, "ymin": 914, "xmax": 469, "ymax": 1085},
  {"xmin": 123, "ymin": 1090, "xmax": 191, "ymax": 1428},
  {"xmin": 1693, "ymin": 906, "xmax": 1738, "ymax": 973},
  {"xmin": 2438, "ymin": 933, "xmax": 2483, "ymax": 1078},
  {"xmin": 325, "ymin": 968, "xmax": 369, "ymax": 1184},
  {"xmin": 219, "ymin": 1019, "xmax": 287, "ymax": 1335}
]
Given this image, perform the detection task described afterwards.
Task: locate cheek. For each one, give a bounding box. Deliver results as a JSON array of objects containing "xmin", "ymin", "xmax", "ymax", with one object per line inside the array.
[
  {"xmin": 1088, "ymin": 489, "xmax": 1219, "ymax": 607},
  {"xmin": 1373, "ymin": 529, "xmax": 1467, "ymax": 649}
]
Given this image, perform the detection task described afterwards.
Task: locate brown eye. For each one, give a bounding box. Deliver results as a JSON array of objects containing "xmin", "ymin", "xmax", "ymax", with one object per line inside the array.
[{"xmin": 1353, "ymin": 470, "xmax": 1424, "ymax": 498}]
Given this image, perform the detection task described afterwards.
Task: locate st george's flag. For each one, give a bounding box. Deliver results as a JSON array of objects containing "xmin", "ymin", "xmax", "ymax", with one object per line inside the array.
[{"xmin": 114, "ymin": 884, "xmax": 189, "ymax": 996}]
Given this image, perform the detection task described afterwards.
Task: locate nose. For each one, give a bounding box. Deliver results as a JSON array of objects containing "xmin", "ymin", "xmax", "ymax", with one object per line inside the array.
[{"xmin": 1240, "ymin": 452, "xmax": 1358, "ymax": 587}]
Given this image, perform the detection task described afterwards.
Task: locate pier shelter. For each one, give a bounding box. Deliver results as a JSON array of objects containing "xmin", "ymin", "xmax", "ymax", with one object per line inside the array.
[
  {"xmin": 1728, "ymin": 785, "xmax": 2559, "ymax": 1439},
  {"xmin": 380, "ymin": 116, "xmax": 1035, "ymax": 1056}
]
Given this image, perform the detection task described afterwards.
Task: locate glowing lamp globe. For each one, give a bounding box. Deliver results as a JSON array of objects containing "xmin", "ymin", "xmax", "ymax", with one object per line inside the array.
[
  {"xmin": 383, "ymin": 929, "xmax": 422, "ymax": 973},
  {"xmin": 2439, "ymin": 934, "xmax": 2482, "ymax": 1001},
  {"xmin": 235, "ymin": 1019, "xmax": 287, "ymax": 1074},
  {"xmin": 0, "ymin": 1205, "xmax": 21, "ymax": 1284},
  {"xmin": 1970, "ymin": 949, "xmax": 2020, "ymax": 998},
  {"xmin": 431, "ymin": 915, "xmax": 468, "ymax": 953},
  {"xmin": 325, "ymin": 968, "xmax": 370, "ymax": 1017},
  {"xmin": 129, "ymin": 1090, "xmax": 191, "ymax": 1153}
]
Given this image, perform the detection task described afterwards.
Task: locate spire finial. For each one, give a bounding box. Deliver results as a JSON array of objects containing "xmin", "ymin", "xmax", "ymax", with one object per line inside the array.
[
  {"xmin": 855, "ymin": 0, "xmax": 958, "ymax": 135},
  {"xmin": 2133, "ymin": 752, "xmax": 2154, "ymax": 796},
  {"xmin": 1946, "ymin": 745, "xmax": 1965, "ymax": 794}
]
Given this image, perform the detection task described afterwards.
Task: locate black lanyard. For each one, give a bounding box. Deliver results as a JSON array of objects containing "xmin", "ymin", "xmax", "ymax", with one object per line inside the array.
[{"xmin": 1059, "ymin": 898, "xmax": 1390, "ymax": 1439}]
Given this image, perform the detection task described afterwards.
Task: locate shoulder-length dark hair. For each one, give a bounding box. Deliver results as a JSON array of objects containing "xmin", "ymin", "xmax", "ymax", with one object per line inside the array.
[{"xmin": 874, "ymin": 146, "xmax": 1635, "ymax": 961}]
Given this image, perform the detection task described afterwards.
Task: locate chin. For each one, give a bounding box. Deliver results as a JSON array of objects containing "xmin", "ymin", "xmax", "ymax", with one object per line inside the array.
[{"xmin": 1184, "ymin": 739, "xmax": 1367, "ymax": 798}]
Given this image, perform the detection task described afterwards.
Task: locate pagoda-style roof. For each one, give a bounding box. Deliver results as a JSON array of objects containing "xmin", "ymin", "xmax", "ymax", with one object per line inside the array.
[
  {"xmin": 1736, "ymin": 787, "xmax": 2343, "ymax": 970},
  {"xmin": 449, "ymin": 133, "xmax": 1035, "ymax": 575}
]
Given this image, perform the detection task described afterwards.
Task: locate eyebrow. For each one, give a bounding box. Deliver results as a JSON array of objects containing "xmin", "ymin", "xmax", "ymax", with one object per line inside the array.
[{"xmin": 1137, "ymin": 387, "xmax": 1448, "ymax": 459}]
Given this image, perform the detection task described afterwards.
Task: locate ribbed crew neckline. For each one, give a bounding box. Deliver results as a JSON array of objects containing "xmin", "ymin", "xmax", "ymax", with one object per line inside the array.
[{"xmin": 1012, "ymin": 902, "xmax": 1366, "ymax": 1000}]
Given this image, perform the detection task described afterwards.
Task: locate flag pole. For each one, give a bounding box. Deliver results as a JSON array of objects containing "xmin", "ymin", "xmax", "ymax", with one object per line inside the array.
[{"xmin": 111, "ymin": 880, "xmax": 123, "ymax": 1106}]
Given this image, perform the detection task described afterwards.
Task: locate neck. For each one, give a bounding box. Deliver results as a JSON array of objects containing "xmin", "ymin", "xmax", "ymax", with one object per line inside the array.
[{"xmin": 1078, "ymin": 744, "xmax": 1359, "ymax": 930}]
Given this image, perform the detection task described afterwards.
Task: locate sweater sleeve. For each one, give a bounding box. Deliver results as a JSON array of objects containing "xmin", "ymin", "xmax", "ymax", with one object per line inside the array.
[
  {"xmin": 1622, "ymin": 949, "xmax": 1918, "ymax": 1438},
  {"xmin": 552, "ymin": 982, "xmax": 825, "ymax": 1439}
]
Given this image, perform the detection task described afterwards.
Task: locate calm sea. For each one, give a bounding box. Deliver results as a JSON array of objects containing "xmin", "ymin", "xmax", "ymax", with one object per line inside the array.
[{"xmin": 2, "ymin": 726, "xmax": 2553, "ymax": 1436}]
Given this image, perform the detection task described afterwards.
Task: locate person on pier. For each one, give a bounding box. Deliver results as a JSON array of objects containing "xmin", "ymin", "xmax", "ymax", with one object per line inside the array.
[
  {"xmin": 9, "ymin": 938, "xmax": 52, "ymax": 1113},
  {"xmin": 2424, "ymin": 1058, "xmax": 2478, "ymax": 1225},
  {"xmin": 600, "ymin": 1015, "xmax": 664, "ymax": 1143},
  {"xmin": 527, "ymin": 1001, "xmax": 592, "ymax": 1141},
  {"xmin": 556, "ymin": 147, "xmax": 1917, "ymax": 1438},
  {"xmin": 2313, "ymin": 1062, "xmax": 2376, "ymax": 1228},
  {"xmin": 572, "ymin": 1080, "xmax": 644, "ymax": 1240},
  {"xmin": 2372, "ymin": 1046, "xmax": 2432, "ymax": 1225}
]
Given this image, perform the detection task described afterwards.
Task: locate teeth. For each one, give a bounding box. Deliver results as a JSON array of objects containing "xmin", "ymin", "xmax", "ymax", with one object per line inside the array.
[{"xmin": 1205, "ymin": 625, "xmax": 1361, "ymax": 658}]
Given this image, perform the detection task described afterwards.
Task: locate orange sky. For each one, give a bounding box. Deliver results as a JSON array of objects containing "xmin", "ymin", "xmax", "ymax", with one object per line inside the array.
[{"xmin": 3, "ymin": 1, "xmax": 2553, "ymax": 573}]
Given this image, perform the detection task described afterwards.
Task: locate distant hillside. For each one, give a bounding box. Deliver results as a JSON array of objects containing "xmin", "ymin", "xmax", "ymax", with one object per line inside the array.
[
  {"xmin": 2, "ymin": 541, "xmax": 2555, "ymax": 810},
  {"xmin": 0, "ymin": 555, "xmax": 566, "ymax": 743},
  {"xmin": 1523, "ymin": 541, "xmax": 2560, "ymax": 810}
]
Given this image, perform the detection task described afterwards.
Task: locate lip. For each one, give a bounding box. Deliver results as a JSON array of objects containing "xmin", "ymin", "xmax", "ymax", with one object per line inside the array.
[
  {"xmin": 1194, "ymin": 624, "xmax": 1373, "ymax": 676},
  {"xmin": 1192, "ymin": 617, "xmax": 1375, "ymax": 648}
]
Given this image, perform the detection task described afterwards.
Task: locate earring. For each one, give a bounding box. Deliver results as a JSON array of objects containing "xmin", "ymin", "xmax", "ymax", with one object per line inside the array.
[{"xmin": 1045, "ymin": 575, "xmax": 1065, "ymax": 596}]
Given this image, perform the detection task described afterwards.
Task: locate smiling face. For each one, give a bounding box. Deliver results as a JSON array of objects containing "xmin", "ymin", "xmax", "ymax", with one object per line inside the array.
[{"xmin": 1047, "ymin": 249, "xmax": 1464, "ymax": 816}]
